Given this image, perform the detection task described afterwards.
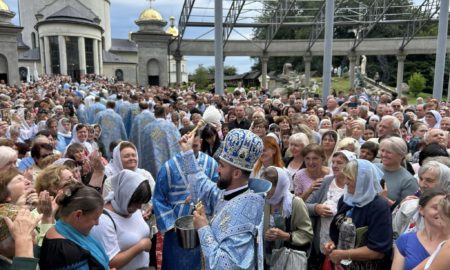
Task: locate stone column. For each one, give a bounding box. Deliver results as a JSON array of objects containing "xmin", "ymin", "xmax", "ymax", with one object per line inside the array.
[
  {"xmin": 447, "ymin": 54, "xmax": 450, "ymax": 102},
  {"xmin": 174, "ymin": 51, "xmax": 182, "ymax": 84},
  {"xmin": 348, "ymin": 53, "xmax": 357, "ymax": 89},
  {"xmin": 98, "ymin": 40, "xmax": 103, "ymax": 75},
  {"xmin": 261, "ymin": 55, "xmax": 269, "ymax": 90},
  {"xmin": 39, "ymin": 37, "xmax": 45, "ymax": 74},
  {"xmin": 93, "ymin": 39, "xmax": 99, "ymax": 75},
  {"xmin": 44, "ymin": 37, "xmax": 52, "ymax": 74},
  {"xmin": 448, "ymin": 68, "xmax": 450, "ymax": 102},
  {"xmin": 396, "ymin": 54, "xmax": 406, "ymax": 95},
  {"xmin": 58, "ymin": 36, "xmax": 67, "ymax": 75},
  {"xmin": 304, "ymin": 53, "xmax": 312, "ymax": 88},
  {"xmin": 78, "ymin": 37, "xmax": 86, "ymax": 75}
]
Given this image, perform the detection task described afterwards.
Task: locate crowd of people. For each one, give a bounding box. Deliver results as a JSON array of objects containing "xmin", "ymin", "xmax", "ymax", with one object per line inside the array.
[{"xmin": 0, "ymin": 74, "xmax": 449, "ymax": 270}]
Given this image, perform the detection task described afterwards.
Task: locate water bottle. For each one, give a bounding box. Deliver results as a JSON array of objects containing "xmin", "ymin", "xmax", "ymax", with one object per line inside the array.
[{"xmin": 337, "ymin": 217, "xmax": 356, "ymax": 266}]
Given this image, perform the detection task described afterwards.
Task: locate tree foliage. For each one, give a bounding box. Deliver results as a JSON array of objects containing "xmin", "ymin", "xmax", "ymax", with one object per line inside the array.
[
  {"xmin": 408, "ymin": 72, "xmax": 427, "ymax": 97},
  {"xmin": 250, "ymin": 0, "xmax": 441, "ymax": 89},
  {"xmin": 192, "ymin": 65, "xmax": 210, "ymax": 89},
  {"xmin": 207, "ymin": 65, "xmax": 238, "ymax": 76}
]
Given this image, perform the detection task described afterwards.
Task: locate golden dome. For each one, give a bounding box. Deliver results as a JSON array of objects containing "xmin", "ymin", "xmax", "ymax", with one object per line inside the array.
[
  {"xmin": 138, "ymin": 8, "xmax": 163, "ymax": 21},
  {"xmin": 0, "ymin": 0, "xmax": 10, "ymax": 11},
  {"xmin": 166, "ymin": 26, "xmax": 178, "ymax": 37}
]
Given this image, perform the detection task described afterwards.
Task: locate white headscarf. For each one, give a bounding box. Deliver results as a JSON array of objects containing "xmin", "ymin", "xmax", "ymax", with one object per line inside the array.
[
  {"xmin": 105, "ymin": 169, "xmax": 147, "ymax": 216},
  {"xmin": 69, "ymin": 124, "xmax": 93, "ymax": 153},
  {"xmin": 107, "ymin": 141, "xmax": 136, "ymax": 175},
  {"xmin": 57, "ymin": 118, "xmax": 71, "ymax": 135},
  {"xmin": 427, "ymin": 110, "xmax": 442, "ymax": 128},
  {"xmin": 266, "ymin": 166, "xmax": 293, "ymax": 218},
  {"xmin": 343, "ymin": 159, "xmax": 383, "ymax": 207}
]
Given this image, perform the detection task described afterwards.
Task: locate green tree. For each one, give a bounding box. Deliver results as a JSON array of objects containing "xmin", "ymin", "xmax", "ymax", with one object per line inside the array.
[
  {"xmin": 408, "ymin": 72, "xmax": 427, "ymax": 97},
  {"xmin": 207, "ymin": 65, "xmax": 238, "ymax": 76},
  {"xmin": 250, "ymin": 0, "xmax": 437, "ymax": 85},
  {"xmin": 192, "ymin": 65, "xmax": 210, "ymax": 89}
]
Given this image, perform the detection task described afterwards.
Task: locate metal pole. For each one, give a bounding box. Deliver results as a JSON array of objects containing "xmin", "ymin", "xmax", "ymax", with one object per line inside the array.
[
  {"xmin": 322, "ymin": 0, "xmax": 335, "ymax": 104},
  {"xmin": 214, "ymin": 0, "xmax": 224, "ymax": 95},
  {"xmin": 432, "ymin": 0, "xmax": 449, "ymax": 99}
]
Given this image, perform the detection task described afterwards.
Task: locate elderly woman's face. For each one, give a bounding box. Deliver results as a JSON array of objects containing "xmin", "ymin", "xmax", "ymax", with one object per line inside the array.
[
  {"xmin": 425, "ymin": 114, "xmax": 437, "ymax": 128},
  {"xmin": 289, "ymin": 141, "xmax": 304, "ymax": 157},
  {"xmin": 332, "ymin": 155, "xmax": 348, "ymax": 177},
  {"xmin": 418, "ymin": 168, "xmax": 439, "ymax": 191},
  {"xmin": 345, "ymin": 175, "xmax": 356, "ymax": 194},
  {"xmin": 380, "ymin": 144, "xmax": 403, "ymax": 167}
]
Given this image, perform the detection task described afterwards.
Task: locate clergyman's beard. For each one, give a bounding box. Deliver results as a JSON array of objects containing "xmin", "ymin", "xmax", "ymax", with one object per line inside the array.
[{"xmin": 217, "ymin": 175, "xmax": 231, "ymax": 190}]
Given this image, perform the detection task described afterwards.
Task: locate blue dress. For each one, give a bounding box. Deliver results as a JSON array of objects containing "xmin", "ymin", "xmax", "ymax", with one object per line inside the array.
[
  {"xmin": 396, "ymin": 232, "xmax": 430, "ymax": 270},
  {"xmin": 153, "ymin": 151, "xmax": 219, "ymax": 269}
]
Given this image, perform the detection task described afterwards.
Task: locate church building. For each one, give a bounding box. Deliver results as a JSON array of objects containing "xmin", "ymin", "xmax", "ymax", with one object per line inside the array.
[{"xmin": 0, "ymin": 0, "xmax": 188, "ymax": 85}]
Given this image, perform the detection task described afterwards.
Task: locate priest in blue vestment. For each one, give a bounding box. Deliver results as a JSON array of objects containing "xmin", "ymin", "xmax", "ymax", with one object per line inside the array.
[
  {"xmin": 95, "ymin": 101, "xmax": 127, "ymax": 159},
  {"xmin": 129, "ymin": 104, "xmax": 156, "ymax": 167},
  {"xmin": 87, "ymin": 96, "xmax": 106, "ymax": 124},
  {"xmin": 124, "ymin": 99, "xmax": 141, "ymax": 137},
  {"xmin": 178, "ymin": 129, "xmax": 271, "ymax": 270},
  {"xmin": 140, "ymin": 105, "xmax": 181, "ymax": 179},
  {"xmin": 153, "ymin": 128, "xmax": 219, "ymax": 270}
]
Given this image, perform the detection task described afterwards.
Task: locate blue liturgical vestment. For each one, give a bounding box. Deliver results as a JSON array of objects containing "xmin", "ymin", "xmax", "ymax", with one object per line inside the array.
[
  {"xmin": 117, "ymin": 100, "xmax": 131, "ymax": 123},
  {"xmin": 76, "ymin": 104, "xmax": 88, "ymax": 124},
  {"xmin": 124, "ymin": 103, "xmax": 141, "ymax": 137},
  {"xmin": 140, "ymin": 118, "xmax": 181, "ymax": 179},
  {"xmin": 153, "ymin": 151, "xmax": 219, "ymax": 269},
  {"xmin": 96, "ymin": 108, "xmax": 127, "ymax": 159},
  {"xmin": 87, "ymin": 102, "xmax": 106, "ymax": 124},
  {"xmin": 129, "ymin": 110, "xmax": 156, "ymax": 167},
  {"xmin": 179, "ymin": 150, "xmax": 271, "ymax": 270}
]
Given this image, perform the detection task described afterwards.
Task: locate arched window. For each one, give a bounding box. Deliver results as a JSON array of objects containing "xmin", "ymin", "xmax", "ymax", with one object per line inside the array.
[
  {"xmin": 115, "ymin": 69, "xmax": 124, "ymax": 81},
  {"xmin": 19, "ymin": 67, "xmax": 27, "ymax": 82}
]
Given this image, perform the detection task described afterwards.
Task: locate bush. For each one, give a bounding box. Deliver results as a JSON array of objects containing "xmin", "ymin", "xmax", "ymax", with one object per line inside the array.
[{"xmin": 408, "ymin": 72, "xmax": 427, "ymax": 97}]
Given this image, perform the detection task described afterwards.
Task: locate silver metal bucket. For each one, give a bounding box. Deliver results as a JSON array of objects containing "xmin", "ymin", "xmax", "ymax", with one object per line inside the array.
[{"xmin": 175, "ymin": 215, "xmax": 199, "ymax": 249}]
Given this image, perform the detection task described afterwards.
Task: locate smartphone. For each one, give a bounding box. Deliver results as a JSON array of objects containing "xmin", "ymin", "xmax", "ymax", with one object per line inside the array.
[{"xmin": 380, "ymin": 179, "xmax": 385, "ymax": 189}]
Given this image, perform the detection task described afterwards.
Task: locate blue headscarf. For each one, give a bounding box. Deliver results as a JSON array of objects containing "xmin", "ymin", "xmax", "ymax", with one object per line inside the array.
[
  {"xmin": 55, "ymin": 220, "xmax": 110, "ymax": 270},
  {"xmin": 343, "ymin": 159, "xmax": 383, "ymax": 207}
]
